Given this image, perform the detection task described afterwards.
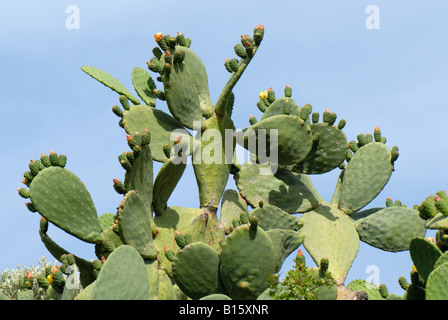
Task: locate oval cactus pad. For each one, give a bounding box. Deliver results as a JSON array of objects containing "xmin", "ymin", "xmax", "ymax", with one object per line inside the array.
[
  {"xmin": 338, "ymin": 142, "xmax": 394, "ymax": 214},
  {"xmin": 220, "ymin": 225, "xmax": 277, "ymax": 299},
  {"xmin": 173, "ymin": 242, "xmax": 223, "ymax": 299},
  {"xmin": 235, "ymin": 162, "xmax": 321, "ymax": 213},
  {"xmin": 29, "ymin": 166, "xmax": 101, "ymax": 243}
]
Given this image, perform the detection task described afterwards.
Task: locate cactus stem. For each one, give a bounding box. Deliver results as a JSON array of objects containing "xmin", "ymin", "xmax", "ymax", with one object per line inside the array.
[{"xmin": 215, "ymin": 26, "xmax": 263, "ymax": 116}]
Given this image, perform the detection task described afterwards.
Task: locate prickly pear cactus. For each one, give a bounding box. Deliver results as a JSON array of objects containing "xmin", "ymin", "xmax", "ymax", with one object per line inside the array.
[{"xmin": 16, "ymin": 25, "xmax": 429, "ymax": 300}]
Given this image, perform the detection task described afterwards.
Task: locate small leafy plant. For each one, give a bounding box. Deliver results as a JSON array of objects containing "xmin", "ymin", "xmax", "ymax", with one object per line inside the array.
[{"xmin": 268, "ymin": 250, "xmax": 337, "ymax": 300}]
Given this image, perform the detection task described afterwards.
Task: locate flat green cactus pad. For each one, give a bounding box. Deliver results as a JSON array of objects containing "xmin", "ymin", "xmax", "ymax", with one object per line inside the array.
[
  {"xmin": 260, "ymin": 97, "xmax": 301, "ymax": 120},
  {"xmin": 117, "ymin": 190, "xmax": 157, "ymax": 259},
  {"xmin": 220, "ymin": 225, "xmax": 277, "ymax": 300},
  {"xmin": 266, "ymin": 229, "xmax": 304, "ymax": 272},
  {"xmin": 162, "ymin": 46, "xmax": 213, "ymax": 129},
  {"xmin": 434, "ymin": 250, "xmax": 448, "ymax": 271},
  {"xmin": 29, "ymin": 166, "xmax": 102, "ymax": 243},
  {"xmin": 122, "ymin": 104, "xmax": 192, "ymax": 163},
  {"xmin": 153, "ymin": 206, "xmax": 203, "ymax": 273},
  {"xmin": 145, "ymin": 260, "xmax": 159, "ymax": 300},
  {"xmin": 409, "ymin": 236, "xmax": 442, "ymax": 282},
  {"xmin": 157, "ymin": 269, "xmax": 178, "ymax": 300},
  {"xmin": 238, "ymin": 114, "xmax": 313, "ymax": 165},
  {"xmin": 300, "ymin": 203, "xmax": 359, "ymax": 283},
  {"xmin": 250, "ymin": 205, "xmax": 302, "ymax": 231},
  {"xmin": 425, "ymin": 213, "xmax": 448, "ymax": 231},
  {"xmin": 235, "ymin": 162, "xmax": 321, "ymax": 213},
  {"xmin": 153, "ymin": 206, "xmax": 203, "ymax": 246},
  {"xmin": 131, "ymin": 67, "xmax": 157, "ymax": 107},
  {"xmin": 173, "ymin": 242, "xmax": 223, "ymax": 299},
  {"xmin": 98, "ymin": 213, "xmax": 115, "ymax": 232},
  {"xmin": 426, "ymin": 262, "xmax": 448, "ymax": 300},
  {"xmin": 192, "ymin": 115, "xmax": 234, "ymax": 208},
  {"xmin": 353, "ymin": 206, "xmax": 426, "ymax": 252},
  {"xmin": 338, "ymin": 142, "xmax": 394, "ymax": 214},
  {"xmin": 81, "ymin": 65, "xmax": 140, "ymax": 105},
  {"xmin": 91, "ymin": 245, "xmax": 149, "ymax": 300},
  {"xmin": 152, "ymin": 156, "xmax": 186, "ymax": 216},
  {"xmin": 219, "ymin": 189, "xmax": 248, "ymax": 233},
  {"xmin": 293, "ymin": 122, "xmax": 347, "ymax": 174},
  {"xmin": 124, "ymin": 145, "xmax": 153, "ymax": 212}
]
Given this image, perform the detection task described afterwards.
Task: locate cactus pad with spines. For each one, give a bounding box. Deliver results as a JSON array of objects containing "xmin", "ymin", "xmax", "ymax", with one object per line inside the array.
[
  {"xmin": 81, "ymin": 66, "xmax": 140, "ymax": 105},
  {"xmin": 425, "ymin": 262, "xmax": 448, "ymax": 299},
  {"xmin": 173, "ymin": 242, "xmax": 223, "ymax": 299},
  {"xmin": 238, "ymin": 114, "xmax": 313, "ymax": 165},
  {"xmin": 338, "ymin": 142, "xmax": 394, "ymax": 214},
  {"xmin": 91, "ymin": 245, "xmax": 149, "ymax": 300},
  {"xmin": 353, "ymin": 206, "xmax": 426, "ymax": 252},
  {"xmin": 123, "ymin": 144, "xmax": 153, "ymax": 212},
  {"xmin": 250, "ymin": 205, "xmax": 302, "ymax": 231},
  {"xmin": 300, "ymin": 203, "xmax": 359, "ymax": 284},
  {"xmin": 293, "ymin": 121, "xmax": 348, "ymax": 174},
  {"xmin": 131, "ymin": 67, "xmax": 157, "ymax": 107},
  {"xmin": 152, "ymin": 155, "xmax": 187, "ymax": 216},
  {"xmin": 160, "ymin": 46, "xmax": 213, "ymax": 129},
  {"xmin": 259, "ymin": 96, "xmax": 301, "ymax": 120},
  {"xmin": 117, "ymin": 190, "xmax": 158, "ymax": 259},
  {"xmin": 220, "ymin": 225, "xmax": 277, "ymax": 300},
  {"xmin": 28, "ymin": 165, "xmax": 102, "ymax": 244},
  {"xmin": 219, "ymin": 189, "xmax": 249, "ymax": 233},
  {"xmin": 235, "ymin": 162, "xmax": 321, "ymax": 213},
  {"xmin": 266, "ymin": 229, "xmax": 304, "ymax": 272},
  {"xmin": 121, "ymin": 105, "xmax": 192, "ymax": 163},
  {"xmin": 409, "ymin": 237, "xmax": 442, "ymax": 282}
]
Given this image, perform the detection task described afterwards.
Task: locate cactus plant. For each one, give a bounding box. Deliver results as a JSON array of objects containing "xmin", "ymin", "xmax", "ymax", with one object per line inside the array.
[
  {"xmin": 382, "ymin": 193, "xmax": 448, "ymax": 300},
  {"xmin": 15, "ymin": 25, "xmax": 428, "ymax": 300}
]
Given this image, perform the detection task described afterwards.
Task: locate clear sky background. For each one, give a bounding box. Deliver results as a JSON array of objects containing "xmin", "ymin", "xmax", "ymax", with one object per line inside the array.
[{"xmin": 1, "ymin": 0, "xmax": 447, "ymax": 296}]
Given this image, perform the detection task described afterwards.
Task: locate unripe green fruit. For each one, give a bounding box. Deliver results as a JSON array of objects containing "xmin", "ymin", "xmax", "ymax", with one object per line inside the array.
[
  {"xmin": 284, "ymin": 85, "xmax": 292, "ymax": 98},
  {"xmin": 379, "ymin": 284, "xmax": 389, "ymax": 298},
  {"xmin": 234, "ymin": 43, "xmax": 246, "ymax": 59}
]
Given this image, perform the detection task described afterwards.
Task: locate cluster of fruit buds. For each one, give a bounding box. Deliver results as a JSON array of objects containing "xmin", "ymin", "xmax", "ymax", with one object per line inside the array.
[
  {"xmin": 146, "ymin": 31, "xmax": 191, "ymax": 80},
  {"xmin": 223, "ymin": 25, "xmax": 265, "ymax": 76},
  {"xmin": 92, "ymin": 258, "xmax": 104, "ymax": 278},
  {"xmin": 19, "ymin": 271, "xmax": 34, "ymax": 289},
  {"xmin": 385, "ymin": 197, "xmax": 406, "ymax": 208},
  {"xmin": 256, "ymin": 85, "xmax": 294, "ymax": 114},
  {"xmin": 113, "ymin": 178, "xmax": 126, "ymax": 195},
  {"xmin": 20, "ymin": 151, "xmax": 67, "ymax": 188},
  {"xmin": 59, "ymin": 254, "xmax": 76, "ymax": 274},
  {"xmin": 154, "ymin": 31, "xmax": 191, "ymax": 52},
  {"xmin": 175, "ymin": 231, "xmax": 193, "ymax": 249},
  {"xmin": 116, "ymin": 129, "xmax": 151, "ymax": 172},
  {"xmin": 43, "ymin": 265, "xmax": 66, "ymax": 293},
  {"xmin": 418, "ymin": 190, "xmax": 448, "ymax": 219}
]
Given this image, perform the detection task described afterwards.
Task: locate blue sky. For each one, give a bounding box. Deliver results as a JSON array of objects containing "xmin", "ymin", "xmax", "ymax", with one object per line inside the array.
[{"xmin": 1, "ymin": 0, "xmax": 447, "ymax": 296}]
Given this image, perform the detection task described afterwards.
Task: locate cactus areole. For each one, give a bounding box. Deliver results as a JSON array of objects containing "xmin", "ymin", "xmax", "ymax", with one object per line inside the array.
[{"xmin": 16, "ymin": 25, "xmax": 428, "ymax": 300}]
